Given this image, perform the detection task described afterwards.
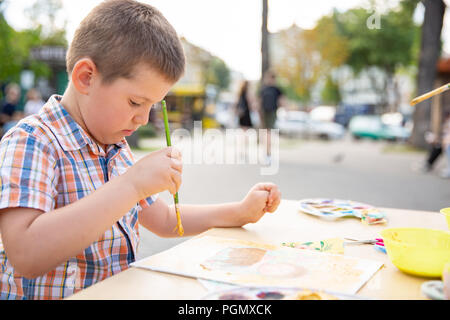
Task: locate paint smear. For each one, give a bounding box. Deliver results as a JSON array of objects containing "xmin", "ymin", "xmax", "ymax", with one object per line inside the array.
[
  {"xmin": 203, "ymin": 247, "xmax": 267, "ymax": 269},
  {"xmin": 258, "ymin": 262, "xmax": 307, "ymax": 278}
]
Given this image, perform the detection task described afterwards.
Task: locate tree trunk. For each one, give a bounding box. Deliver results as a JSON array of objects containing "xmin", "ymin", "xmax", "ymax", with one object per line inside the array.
[
  {"xmin": 410, "ymin": 0, "xmax": 445, "ymax": 148},
  {"xmin": 261, "ymin": 0, "xmax": 270, "ymax": 82}
]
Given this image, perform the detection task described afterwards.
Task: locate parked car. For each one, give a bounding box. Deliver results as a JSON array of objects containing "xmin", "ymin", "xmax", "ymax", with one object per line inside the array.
[
  {"xmin": 349, "ymin": 115, "xmax": 410, "ymax": 141},
  {"xmin": 215, "ymin": 101, "xmax": 236, "ymax": 128},
  {"xmin": 334, "ymin": 104, "xmax": 375, "ymax": 127},
  {"xmin": 275, "ymin": 111, "xmax": 345, "ymax": 140},
  {"xmin": 310, "ymin": 106, "xmax": 336, "ymax": 122}
]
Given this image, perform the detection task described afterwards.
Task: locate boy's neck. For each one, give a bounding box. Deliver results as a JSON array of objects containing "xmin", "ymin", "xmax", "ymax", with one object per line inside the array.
[{"xmin": 60, "ymin": 84, "xmax": 107, "ymax": 152}]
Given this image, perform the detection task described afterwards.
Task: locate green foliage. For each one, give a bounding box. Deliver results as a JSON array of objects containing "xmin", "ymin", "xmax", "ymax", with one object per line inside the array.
[
  {"xmin": 0, "ymin": 14, "xmax": 19, "ymax": 82},
  {"xmin": 321, "ymin": 75, "xmax": 341, "ymax": 105},
  {"xmin": 0, "ymin": 1, "xmax": 67, "ymax": 85},
  {"xmin": 274, "ymin": 17, "xmax": 349, "ymax": 104},
  {"xmin": 334, "ymin": 2, "xmax": 420, "ymax": 74},
  {"xmin": 0, "ymin": 19, "xmax": 54, "ymax": 84},
  {"xmin": 137, "ymin": 124, "xmax": 157, "ymax": 138},
  {"xmin": 205, "ymin": 57, "xmax": 230, "ymax": 91},
  {"xmin": 279, "ymin": 80, "xmax": 308, "ymax": 103}
]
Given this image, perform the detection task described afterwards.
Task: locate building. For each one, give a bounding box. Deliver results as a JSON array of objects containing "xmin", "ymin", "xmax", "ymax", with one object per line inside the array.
[{"xmin": 29, "ymin": 45, "xmax": 68, "ymax": 99}]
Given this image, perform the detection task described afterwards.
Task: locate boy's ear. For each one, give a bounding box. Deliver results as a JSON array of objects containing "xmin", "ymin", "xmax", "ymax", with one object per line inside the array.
[{"xmin": 71, "ymin": 58, "xmax": 98, "ymax": 95}]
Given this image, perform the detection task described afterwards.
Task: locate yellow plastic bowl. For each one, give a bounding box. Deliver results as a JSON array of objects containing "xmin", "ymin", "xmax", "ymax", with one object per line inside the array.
[
  {"xmin": 381, "ymin": 228, "xmax": 450, "ymax": 277},
  {"xmin": 441, "ymin": 208, "xmax": 450, "ymax": 230}
]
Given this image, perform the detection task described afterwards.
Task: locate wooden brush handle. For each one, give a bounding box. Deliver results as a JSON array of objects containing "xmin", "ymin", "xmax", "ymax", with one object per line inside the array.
[{"xmin": 410, "ymin": 83, "xmax": 450, "ymax": 106}]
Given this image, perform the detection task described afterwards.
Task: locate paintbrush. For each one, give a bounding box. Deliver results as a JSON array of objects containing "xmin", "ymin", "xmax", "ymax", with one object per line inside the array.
[
  {"xmin": 410, "ymin": 83, "xmax": 450, "ymax": 106},
  {"xmin": 161, "ymin": 100, "xmax": 184, "ymax": 236}
]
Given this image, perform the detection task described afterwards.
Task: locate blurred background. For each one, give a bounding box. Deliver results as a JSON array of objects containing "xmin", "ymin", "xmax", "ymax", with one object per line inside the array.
[{"xmin": 1, "ymin": 0, "xmax": 449, "ymax": 256}]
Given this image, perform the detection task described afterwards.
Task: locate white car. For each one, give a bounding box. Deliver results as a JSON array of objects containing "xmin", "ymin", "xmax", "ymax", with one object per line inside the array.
[{"xmin": 275, "ymin": 111, "xmax": 345, "ymax": 140}]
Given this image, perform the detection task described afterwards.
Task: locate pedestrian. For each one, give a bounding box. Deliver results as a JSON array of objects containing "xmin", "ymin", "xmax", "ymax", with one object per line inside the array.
[
  {"xmin": 0, "ymin": 0, "xmax": 281, "ymax": 300},
  {"xmin": 236, "ymin": 80, "xmax": 254, "ymax": 129},
  {"xmin": 0, "ymin": 83, "xmax": 22, "ymax": 135},
  {"xmin": 23, "ymin": 88, "xmax": 45, "ymax": 116},
  {"xmin": 440, "ymin": 112, "xmax": 450, "ymax": 178},
  {"xmin": 259, "ymin": 70, "xmax": 284, "ymax": 163}
]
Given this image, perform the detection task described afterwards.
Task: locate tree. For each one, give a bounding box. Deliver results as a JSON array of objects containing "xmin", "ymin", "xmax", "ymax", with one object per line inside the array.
[
  {"xmin": 274, "ymin": 26, "xmax": 321, "ymax": 102},
  {"xmin": 321, "ymin": 75, "xmax": 342, "ymax": 105},
  {"xmin": 0, "ymin": 11, "xmax": 18, "ymax": 83},
  {"xmin": 24, "ymin": 0, "xmax": 66, "ymax": 39},
  {"xmin": 205, "ymin": 57, "xmax": 230, "ymax": 94},
  {"xmin": 0, "ymin": 0, "xmax": 67, "ymax": 90},
  {"xmin": 261, "ymin": 0, "xmax": 270, "ymax": 81},
  {"xmin": 273, "ymin": 17, "xmax": 349, "ymax": 103},
  {"xmin": 333, "ymin": 3, "xmax": 419, "ymax": 111},
  {"xmin": 410, "ymin": 0, "xmax": 446, "ymax": 148}
]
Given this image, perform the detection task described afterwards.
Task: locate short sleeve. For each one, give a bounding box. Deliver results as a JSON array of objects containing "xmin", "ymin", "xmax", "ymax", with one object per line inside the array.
[
  {"xmin": 0, "ymin": 124, "xmax": 57, "ymax": 213},
  {"xmin": 137, "ymin": 193, "xmax": 159, "ymax": 211}
]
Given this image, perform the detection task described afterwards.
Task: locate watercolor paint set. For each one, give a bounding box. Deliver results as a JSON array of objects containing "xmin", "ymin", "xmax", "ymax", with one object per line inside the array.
[
  {"xmin": 202, "ymin": 286, "xmax": 368, "ymax": 300},
  {"xmin": 298, "ymin": 198, "xmax": 387, "ymax": 225}
]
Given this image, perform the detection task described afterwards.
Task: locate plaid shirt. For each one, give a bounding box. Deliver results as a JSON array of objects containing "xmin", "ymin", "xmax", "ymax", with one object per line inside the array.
[{"xmin": 0, "ymin": 95, "xmax": 156, "ymax": 300}]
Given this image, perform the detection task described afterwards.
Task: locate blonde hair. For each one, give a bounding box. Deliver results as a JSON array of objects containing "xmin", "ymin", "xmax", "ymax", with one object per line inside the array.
[{"xmin": 66, "ymin": 0, "xmax": 185, "ymax": 83}]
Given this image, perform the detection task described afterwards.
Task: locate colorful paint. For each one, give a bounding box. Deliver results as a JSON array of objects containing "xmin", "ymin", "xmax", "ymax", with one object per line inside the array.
[
  {"xmin": 202, "ymin": 286, "xmax": 367, "ymax": 300},
  {"xmin": 298, "ymin": 198, "xmax": 387, "ymax": 225},
  {"xmin": 256, "ymin": 291, "xmax": 285, "ymax": 300},
  {"xmin": 282, "ymin": 238, "xmax": 345, "ymax": 254}
]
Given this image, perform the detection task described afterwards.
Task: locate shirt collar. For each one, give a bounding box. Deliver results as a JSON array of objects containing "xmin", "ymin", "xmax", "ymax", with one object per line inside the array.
[{"xmin": 39, "ymin": 95, "xmax": 128, "ymax": 155}]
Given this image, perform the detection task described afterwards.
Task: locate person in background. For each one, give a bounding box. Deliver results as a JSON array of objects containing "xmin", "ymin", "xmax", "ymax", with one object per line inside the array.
[
  {"xmin": 420, "ymin": 131, "xmax": 442, "ymax": 172},
  {"xmin": 235, "ymin": 80, "xmax": 254, "ymax": 130},
  {"xmin": 0, "ymin": 83, "xmax": 22, "ymax": 136},
  {"xmin": 440, "ymin": 112, "xmax": 450, "ymax": 179},
  {"xmin": 259, "ymin": 70, "xmax": 284, "ymax": 164},
  {"xmin": 235, "ymin": 80, "xmax": 257, "ymax": 161},
  {"xmin": 24, "ymin": 88, "xmax": 45, "ymax": 116}
]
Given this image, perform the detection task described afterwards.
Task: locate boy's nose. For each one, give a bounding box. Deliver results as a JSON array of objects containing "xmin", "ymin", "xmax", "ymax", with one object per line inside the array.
[
  {"xmin": 133, "ymin": 115, "xmax": 148, "ymax": 126},
  {"xmin": 133, "ymin": 109, "xmax": 150, "ymax": 126}
]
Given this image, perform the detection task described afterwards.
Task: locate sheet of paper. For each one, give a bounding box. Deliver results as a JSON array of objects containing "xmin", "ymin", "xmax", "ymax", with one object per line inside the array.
[{"xmin": 132, "ymin": 235, "xmax": 383, "ymax": 295}]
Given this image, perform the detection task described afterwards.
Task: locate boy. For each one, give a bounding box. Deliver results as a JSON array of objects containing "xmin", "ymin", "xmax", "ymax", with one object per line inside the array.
[{"xmin": 0, "ymin": 0, "xmax": 281, "ymax": 300}]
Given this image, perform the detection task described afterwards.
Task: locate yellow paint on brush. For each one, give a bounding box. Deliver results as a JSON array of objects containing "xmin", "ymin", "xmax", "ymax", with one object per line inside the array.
[{"xmin": 173, "ymin": 204, "xmax": 184, "ymax": 236}]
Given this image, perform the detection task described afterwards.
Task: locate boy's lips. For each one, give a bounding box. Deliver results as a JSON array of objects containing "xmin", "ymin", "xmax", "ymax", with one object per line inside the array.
[{"xmin": 122, "ymin": 129, "xmax": 136, "ymax": 136}]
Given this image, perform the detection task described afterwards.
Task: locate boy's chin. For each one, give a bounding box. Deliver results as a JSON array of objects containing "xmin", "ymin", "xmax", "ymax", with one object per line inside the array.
[{"xmin": 100, "ymin": 135, "xmax": 126, "ymax": 146}]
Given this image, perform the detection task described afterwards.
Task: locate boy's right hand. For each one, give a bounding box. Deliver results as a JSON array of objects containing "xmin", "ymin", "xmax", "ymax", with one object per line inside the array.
[{"xmin": 126, "ymin": 147, "xmax": 182, "ymax": 200}]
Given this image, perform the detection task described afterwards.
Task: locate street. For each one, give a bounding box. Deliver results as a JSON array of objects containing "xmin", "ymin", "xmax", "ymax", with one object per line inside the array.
[{"xmin": 133, "ymin": 135, "xmax": 449, "ymax": 260}]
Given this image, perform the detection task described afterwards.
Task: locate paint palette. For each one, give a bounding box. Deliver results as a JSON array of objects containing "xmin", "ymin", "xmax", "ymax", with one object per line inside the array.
[
  {"xmin": 202, "ymin": 286, "xmax": 368, "ymax": 300},
  {"xmin": 298, "ymin": 198, "xmax": 387, "ymax": 224}
]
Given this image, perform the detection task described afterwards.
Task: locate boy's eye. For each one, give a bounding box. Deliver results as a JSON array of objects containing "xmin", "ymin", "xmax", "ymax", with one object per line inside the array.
[{"xmin": 129, "ymin": 100, "xmax": 141, "ymax": 107}]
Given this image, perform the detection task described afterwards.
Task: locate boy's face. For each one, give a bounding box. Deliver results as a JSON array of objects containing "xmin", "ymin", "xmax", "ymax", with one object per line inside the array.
[{"xmin": 80, "ymin": 63, "xmax": 174, "ymax": 147}]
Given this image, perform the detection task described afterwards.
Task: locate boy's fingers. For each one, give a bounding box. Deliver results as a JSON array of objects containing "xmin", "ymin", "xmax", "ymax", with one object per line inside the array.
[
  {"xmin": 266, "ymin": 198, "xmax": 280, "ymax": 212},
  {"xmin": 256, "ymin": 190, "xmax": 270, "ymax": 198},
  {"xmin": 269, "ymin": 190, "xmax": 281, "ymax": 204},
  {"xmin": 170, "ymin": 158, "xmax": 183, "ymax": 173},
  {"xmin": 170, "ymin": 169, "xmax": 182, "ymax": 192},
  {"xmin": 253, "ymin": 190, "xmax": 269, "ymax": 205},
  {"xmin": 255, "ymin": 182, "xmax": 275, "ymax": 190},
  {"xmin": 169, "ymin": 179, "xmax": 178, "ymax": 195},
  {"xmin": 166, "ymin": 146, "xmax": 182, "ymax": 161},
  {"xmin": 265, "ymin": 191, "xmax": 281, "ymax": 212}
]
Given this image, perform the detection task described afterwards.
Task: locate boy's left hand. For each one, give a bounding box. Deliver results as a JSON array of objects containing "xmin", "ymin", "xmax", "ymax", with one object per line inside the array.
[{"xmin": 237, "ymin": 183, "xmax": 281, "ymax": 225}]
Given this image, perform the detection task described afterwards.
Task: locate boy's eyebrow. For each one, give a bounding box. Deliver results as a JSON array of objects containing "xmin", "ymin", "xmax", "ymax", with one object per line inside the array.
[{"xmin": 132, "ymin": 95, "xmax": 155, "ymax": 103}]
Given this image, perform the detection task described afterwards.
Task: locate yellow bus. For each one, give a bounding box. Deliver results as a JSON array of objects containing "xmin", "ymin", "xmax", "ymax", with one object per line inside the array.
[{"xmin": 163, "ymin": 84, "xmax": 220, "ymax": 129}]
